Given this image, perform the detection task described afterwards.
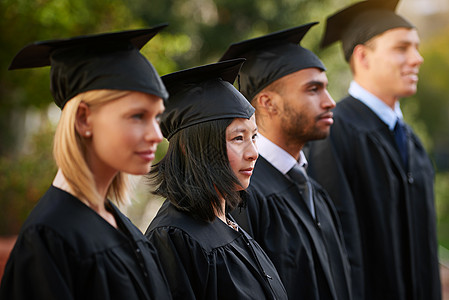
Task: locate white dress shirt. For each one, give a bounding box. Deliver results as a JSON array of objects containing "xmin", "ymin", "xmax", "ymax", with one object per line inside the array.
[{"xmin": 256, "ymin": 134, "xmax": 315, "ymax": 218}]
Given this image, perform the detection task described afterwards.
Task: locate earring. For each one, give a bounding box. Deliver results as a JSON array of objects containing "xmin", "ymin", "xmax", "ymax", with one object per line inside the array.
[{"xmin": 85, "ymin": 131, "xmax": 91, "ymax": 137}]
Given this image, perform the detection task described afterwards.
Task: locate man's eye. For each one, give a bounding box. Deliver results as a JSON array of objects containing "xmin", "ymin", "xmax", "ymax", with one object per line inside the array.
[{"xmin": 132, "ymin": 113, "xmax": 144, "ymax": 120}]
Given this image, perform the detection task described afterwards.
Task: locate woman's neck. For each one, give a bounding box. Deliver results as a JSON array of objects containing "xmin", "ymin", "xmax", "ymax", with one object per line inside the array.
[
  {"xmin": 52, "ymin": 169, "xmax": 117, "ymax": 228},
  {"xmin": 215, "ymin": 195, "xmax": 227, "ymax": 223}
]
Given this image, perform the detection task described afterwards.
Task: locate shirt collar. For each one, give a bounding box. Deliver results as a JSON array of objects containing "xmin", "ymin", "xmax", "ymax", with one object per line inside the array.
[
  {"xmin": 348, "ymin": 81, "xmax": 403, "ymax": 130},
  {"xmin": 256, "ymin": 134, "xmax": 307, "ymax": 175}
]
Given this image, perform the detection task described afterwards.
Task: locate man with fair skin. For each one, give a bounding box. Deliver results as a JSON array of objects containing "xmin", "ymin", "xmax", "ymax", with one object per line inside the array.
[
  {"xmin": 307, "ymin": 0, "xmax": 441, "ymax": 299},
  {"xmin": 221, "ymin": 23, "xmax": 353, "ymax": 300}
]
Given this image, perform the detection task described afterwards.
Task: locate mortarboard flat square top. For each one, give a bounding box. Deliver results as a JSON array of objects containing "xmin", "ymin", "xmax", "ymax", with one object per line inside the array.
[
  {"xmin": 9, "ymin": 24, "xmax": 169, "ymax": 108},
  {"xmin": 219, "ymin": 22, "xmax": 325, "ymax": 101},
  {"xmin": 321, "ymin": 0, "xmax": 414, "ymax": 61},
  {"xmin": 160, "ymin": 59, "xmax": 255, "ymax": 140}
]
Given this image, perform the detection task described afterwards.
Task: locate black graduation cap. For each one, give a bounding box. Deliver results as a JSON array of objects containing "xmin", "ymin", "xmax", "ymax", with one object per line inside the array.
[
  {"xmin": 219, "ymin": 22, "xmax": 325, "ymax": 101},
  {"xmin": 321, "ymin": 0, "xmax": 414, "ymax": 61},
  {"xmin": 160, "ymin": 58, "xmax": 255, "ymax": 140},
  {"xmin": 9, "ymin": 24, "xmax": 169, "ymax": 108}
]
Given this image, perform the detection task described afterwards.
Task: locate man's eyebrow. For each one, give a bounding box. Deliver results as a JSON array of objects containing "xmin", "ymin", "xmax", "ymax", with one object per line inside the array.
[
  {"xmin": 395, "ymin": 39, "xmax": 420, "ymax": 47},
  {"xmin": 305, "ymin": 80, "xmax": 326, "ymax": 87}
]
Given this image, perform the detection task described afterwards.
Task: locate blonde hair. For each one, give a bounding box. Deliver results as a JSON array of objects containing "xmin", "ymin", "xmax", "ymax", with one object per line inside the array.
[{"xmin": 53, "ymin": 89, "xmax": 132, "ymax": 207}]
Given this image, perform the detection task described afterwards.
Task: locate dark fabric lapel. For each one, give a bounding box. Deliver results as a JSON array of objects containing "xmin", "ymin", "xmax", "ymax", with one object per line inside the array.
[{"xmin": 256, "ymin": 157, "xmax": 338, "ymax": 298}]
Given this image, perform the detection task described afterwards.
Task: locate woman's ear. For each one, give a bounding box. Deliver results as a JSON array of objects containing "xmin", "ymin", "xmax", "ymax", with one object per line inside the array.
[{"xmin": 75, "ymin": 102, "xmax": 93, "ymax": 138}]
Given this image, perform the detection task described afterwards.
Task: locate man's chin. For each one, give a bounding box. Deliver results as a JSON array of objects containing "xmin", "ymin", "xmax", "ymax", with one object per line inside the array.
[
  {"xmin": 399, "ymin": 87, "xmax": 418, "ymax": 98},
  {"xmin": 309, "ymin": 131, "xmax": 330, "ymax": 142}
]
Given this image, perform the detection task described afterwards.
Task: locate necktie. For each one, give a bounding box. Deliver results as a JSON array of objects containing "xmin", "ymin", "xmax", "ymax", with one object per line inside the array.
[
  {"xmin": 394, "ymin": 118, "xmax": 408, "ymax": 166},
  {"xmin": 287, "ymin": 164, "xmax": 316, "ymax": 219}
]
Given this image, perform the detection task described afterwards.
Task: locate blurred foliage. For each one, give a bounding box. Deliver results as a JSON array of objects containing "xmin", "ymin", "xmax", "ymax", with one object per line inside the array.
[
  {"xmin": 124, "ymin": 0, "xmax": 334, "ymax": 66},
  {"xmin": 0, "ymin": 116, "xmax": 56, "ymax": 234},
  {"xmin": 0, "ymin": 0, "xmax": 448, "ymax": 246},
  {"xmin": 436, "ymin": 172, "xmax": 449, "ymax": 249}
]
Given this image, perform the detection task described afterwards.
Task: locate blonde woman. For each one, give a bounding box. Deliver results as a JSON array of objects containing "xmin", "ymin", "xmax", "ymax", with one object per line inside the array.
[{"xmin": 0, "ymin": 26, "xmax": 172, "ymax": 300}]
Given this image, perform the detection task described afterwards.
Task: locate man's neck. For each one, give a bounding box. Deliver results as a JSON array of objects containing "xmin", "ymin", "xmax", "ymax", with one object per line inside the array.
[
  {"xmin": 353, "ymin": 79, "xmax": 398, "ymax": 110},
  {"xmin": 260, "ymin": 130, "xmax": 302, "ymax": 161}
]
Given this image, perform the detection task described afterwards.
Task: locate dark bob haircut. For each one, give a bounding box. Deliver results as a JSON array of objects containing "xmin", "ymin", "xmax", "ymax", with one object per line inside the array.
[{"xmin": 149, "ymin": 118, "xmax": 243, "ymax": 222}]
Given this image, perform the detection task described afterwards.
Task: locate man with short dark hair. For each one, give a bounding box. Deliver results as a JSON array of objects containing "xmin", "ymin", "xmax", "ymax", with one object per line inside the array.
[{"xmin": 222, "ymin": 22, "xmax": 353, "ymax": 300}]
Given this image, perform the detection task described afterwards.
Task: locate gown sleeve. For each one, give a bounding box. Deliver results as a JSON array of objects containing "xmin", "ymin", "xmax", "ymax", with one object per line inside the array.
[
  {"xmin": 146, "ymin": 226, "xmax": 213, "ymax": 300},
  {"xmin": 0, "ymin": 226, "xmax": 75, "ymax": 300}
]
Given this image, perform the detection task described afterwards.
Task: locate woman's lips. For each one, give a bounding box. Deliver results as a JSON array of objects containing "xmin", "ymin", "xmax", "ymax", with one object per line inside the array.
[
  {"xmin": 240, "ymin": 167, "xmax": 254, "ymax": 176},
  {"xmin": 137, "ymin": 150, "xmax": 156, "ymax": 162}
]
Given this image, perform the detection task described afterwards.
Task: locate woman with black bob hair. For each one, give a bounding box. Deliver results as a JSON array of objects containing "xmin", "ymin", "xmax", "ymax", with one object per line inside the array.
[
  {"xmin": 153, "ymin": 117, "xmax": 243, "ymax": 222},
  {"xmin": 145, "ymin": 59, "xmax": 287, "ymax": 300}
]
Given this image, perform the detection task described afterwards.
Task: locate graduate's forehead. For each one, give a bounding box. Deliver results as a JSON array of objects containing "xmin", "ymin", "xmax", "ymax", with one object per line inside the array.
[{"xmin": 226, "ymin": 116, "xmax": 257, "ymax": 135}]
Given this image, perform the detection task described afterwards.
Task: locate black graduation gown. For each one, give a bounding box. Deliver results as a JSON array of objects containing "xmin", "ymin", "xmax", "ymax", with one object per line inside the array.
[
  {"xmin": 145, "ymin": 200, "xmax": 287, "ymax": 300},
  {"xmin": 231, "ymin": 156, "xmax": 352, "ymax": 300},
  {"xmin": 306, "ymin": 96, "xmax": 441, "ymax": 300},
  {"xmin": 0, "ymin": 185, "xmax": 172, "ymax": 300}
]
